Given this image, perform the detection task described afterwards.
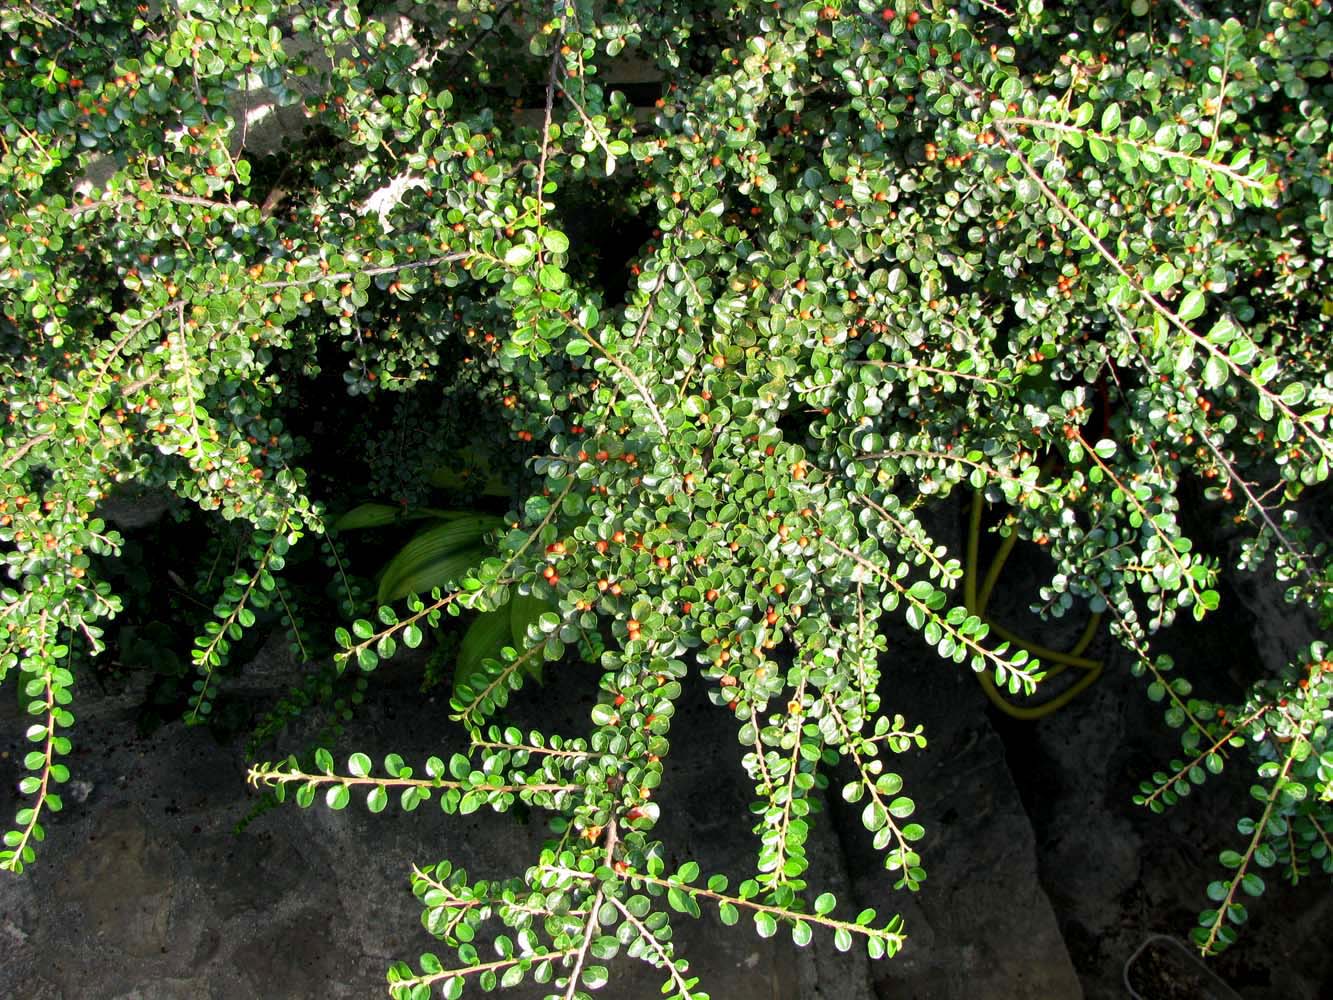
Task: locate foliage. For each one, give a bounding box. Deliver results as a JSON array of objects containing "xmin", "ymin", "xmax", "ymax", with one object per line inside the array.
[
  {"xmin": 3, "ymin": 0, "xmax": 1333, "ymax": 993},
  {"xmin": 1133, "ymin": 640, "xmax": 1333, "ymax": 954},
  {"xmin": 338, "ymin": 503, "xmax": 557, "ymax": 699}
]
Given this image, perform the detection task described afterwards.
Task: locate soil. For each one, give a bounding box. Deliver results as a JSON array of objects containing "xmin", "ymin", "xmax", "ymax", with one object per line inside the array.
[{"xmin": 1124, "ymin": 937, "xmax": 1238, "ymax": 1000}]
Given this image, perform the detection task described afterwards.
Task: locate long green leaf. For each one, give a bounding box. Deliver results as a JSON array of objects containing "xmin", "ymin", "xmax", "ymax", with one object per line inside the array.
[
  {"xmin": 376, "ymin": 515, "xmax": 501, "ymax": 603},
  {"xmin": 334, "ymin": 503, "xmax": 470, "ymax": 531},
  {"xmin": 453, "ymin": 607, "xmax": 514, "ymax": 702}
]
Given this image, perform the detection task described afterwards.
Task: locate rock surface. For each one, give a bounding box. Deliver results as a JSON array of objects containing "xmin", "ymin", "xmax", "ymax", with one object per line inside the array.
[
  {"xmin": 1, "ymin": 653, "xmax": 870, "ymax": 1000},
  {"xmin": 979, "ymin": 523, "xmax": 1333, "ymax": 1000},
  {"xmin": 832, "ymin": 656, "xmax": 1084, "ymax": 1000}
]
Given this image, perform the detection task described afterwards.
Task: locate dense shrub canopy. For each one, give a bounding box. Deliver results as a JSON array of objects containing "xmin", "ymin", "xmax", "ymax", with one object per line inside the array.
[{"xmin": 3, "ymin": 0, "xmax": 1333, "ymax": 994}]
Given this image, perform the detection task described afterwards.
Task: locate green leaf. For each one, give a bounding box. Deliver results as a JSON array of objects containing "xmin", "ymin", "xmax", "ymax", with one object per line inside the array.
[
  {"xmin": 454, "ymin": 606, "xmax": 518, "ymax": 704},
  {"xmin": 377, "ymin": 516, "xmax": 500, "ymax": 603},
  {"xmin": 1178, "ymin": 289, "xmax": 1206, "ymax": 322},
  {"xmin": 366, "ymin": 786, "xmax": 389, "ymax": 813},
  {"xmin": 449, "ymin": 753, "xmax": 471, "ymax": 780},
  {"xmin": 334, "ymin": 503, "xmax": 460, "ymax": 531},
  {"xmin": 627, "ymin": 895, "xmax": 652, "ymax": 918},
  {"xmin": 504, "ymin": 245, "xmax": 534, "ymax": 267},
  {"xmin": 888, "ymin": 796, "xmax": 915, "ymax": 818},
  {"xmin": 1280, "ymin": 382, "xmax": 1307, "ymax": 406},
  {"xmin": 581, "ymin": 966, "xmax": 609, "ymax": 989}
]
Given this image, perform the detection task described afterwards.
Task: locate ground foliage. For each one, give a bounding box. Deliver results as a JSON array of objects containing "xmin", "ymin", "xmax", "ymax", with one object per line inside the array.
[{"xmin": 3, "ymin": 0, "xmax": 1333, "ymax": 993}]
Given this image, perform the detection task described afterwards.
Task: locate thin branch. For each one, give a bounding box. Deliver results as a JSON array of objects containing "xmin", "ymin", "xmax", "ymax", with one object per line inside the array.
[
  {"xmin": 1202, "ymin": 744, "xmax": 1298, "ymax": 954},
  {"xmin": 851, "ymin": 357, "xmax": 1006, "ymax": 385},
  {"xmin": 849, "ymin": 490, "xmax": 955, "ymax": 582},
  {"xmin": 554, "ymin": 865, "xmax": 907, "ymax": 948},
  {"xmin": 1, "ymin": 433, "xmax": 51, "ymax": 471},
  {"xmin": 256, "ymin": 252, "xmax": 471, "ymax": 290},
  {"xmin": 951, "ymin": 72, "xmax": 1329, "ymax": 465},
  {"xmin": 761, "ymin": 674, "xmax": 808, "ymax": 887},
  {"xmin": 821, "ymin": 537, "xmax": 1043, "ymax": 690},
  {"xmin": 994, "ymin": 117, "xmax": 1262, "ymax": 190},
  {"xmin": 390, "ymin": 948, "xmax": 580, "ymax": 995},
  {"xmin": 189, "ymin": 515, "xmax": 290, "ymax": 722},
  {"xmin": 246, "ymin": 764, "xmax": 579, "ymax": 796},
  {"xmin": 454, "ymin": 643, "xmax": 547, "ymax": 725},
  {"xmin": 0, "ymin": 635, "xmax": 53, "ymax": 873},
  {"xmin": 608, "ymin": 895, "xmax": 695, "ymax": 997},
  {"xmin": 560, "ymin": 309, "xmax": 671, "ymax": 438},
  {"xmin": 1071, "ymin": 428, "xmax": 1204, "ymax": 603},
  {"xmin": 1138, "ymin": 702, "xmax": 1274, "ymax": 808},
  {"xmin": 562, "ymin": 888, "xmax": 605, "ymax": 1000},
  {"xmin": 860, "ymin": 449, "xmax": 1060, "ymax": 496},
  {"xmin": 468, "ymin": 738, "xmax": 592, "ymax": 759},
  {"xmin": 534, "ymin": 54, "xmax": 560, "ymax": 247}
]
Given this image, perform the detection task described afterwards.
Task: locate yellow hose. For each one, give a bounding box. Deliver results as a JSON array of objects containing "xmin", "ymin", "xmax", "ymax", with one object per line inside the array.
[{"xmin": 965, "ymin": 492, "xmax": 1103, "ymax": 719}]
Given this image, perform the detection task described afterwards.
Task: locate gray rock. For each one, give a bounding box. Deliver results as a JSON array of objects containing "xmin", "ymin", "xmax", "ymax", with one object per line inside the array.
[
  {"xmin": 828, "ymin": 658, "xmax": 1083, "ymax": 1000},
  {"xmin": 0, "ymin": 650, "xmax": 865, "ymax": 1000},
  {"xmin": 827, "ymin": 502, "xmax": 1084, "ymax": 1000},
  {"xmin": 97, "ymin": 486, "xmax": 175, "ymax": 531}
]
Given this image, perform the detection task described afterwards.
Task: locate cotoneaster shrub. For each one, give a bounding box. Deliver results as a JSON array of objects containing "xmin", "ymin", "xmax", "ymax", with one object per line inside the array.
[{"xmin": 3, "ymin": 0, "xmax": 1333, "ymax": 994}]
